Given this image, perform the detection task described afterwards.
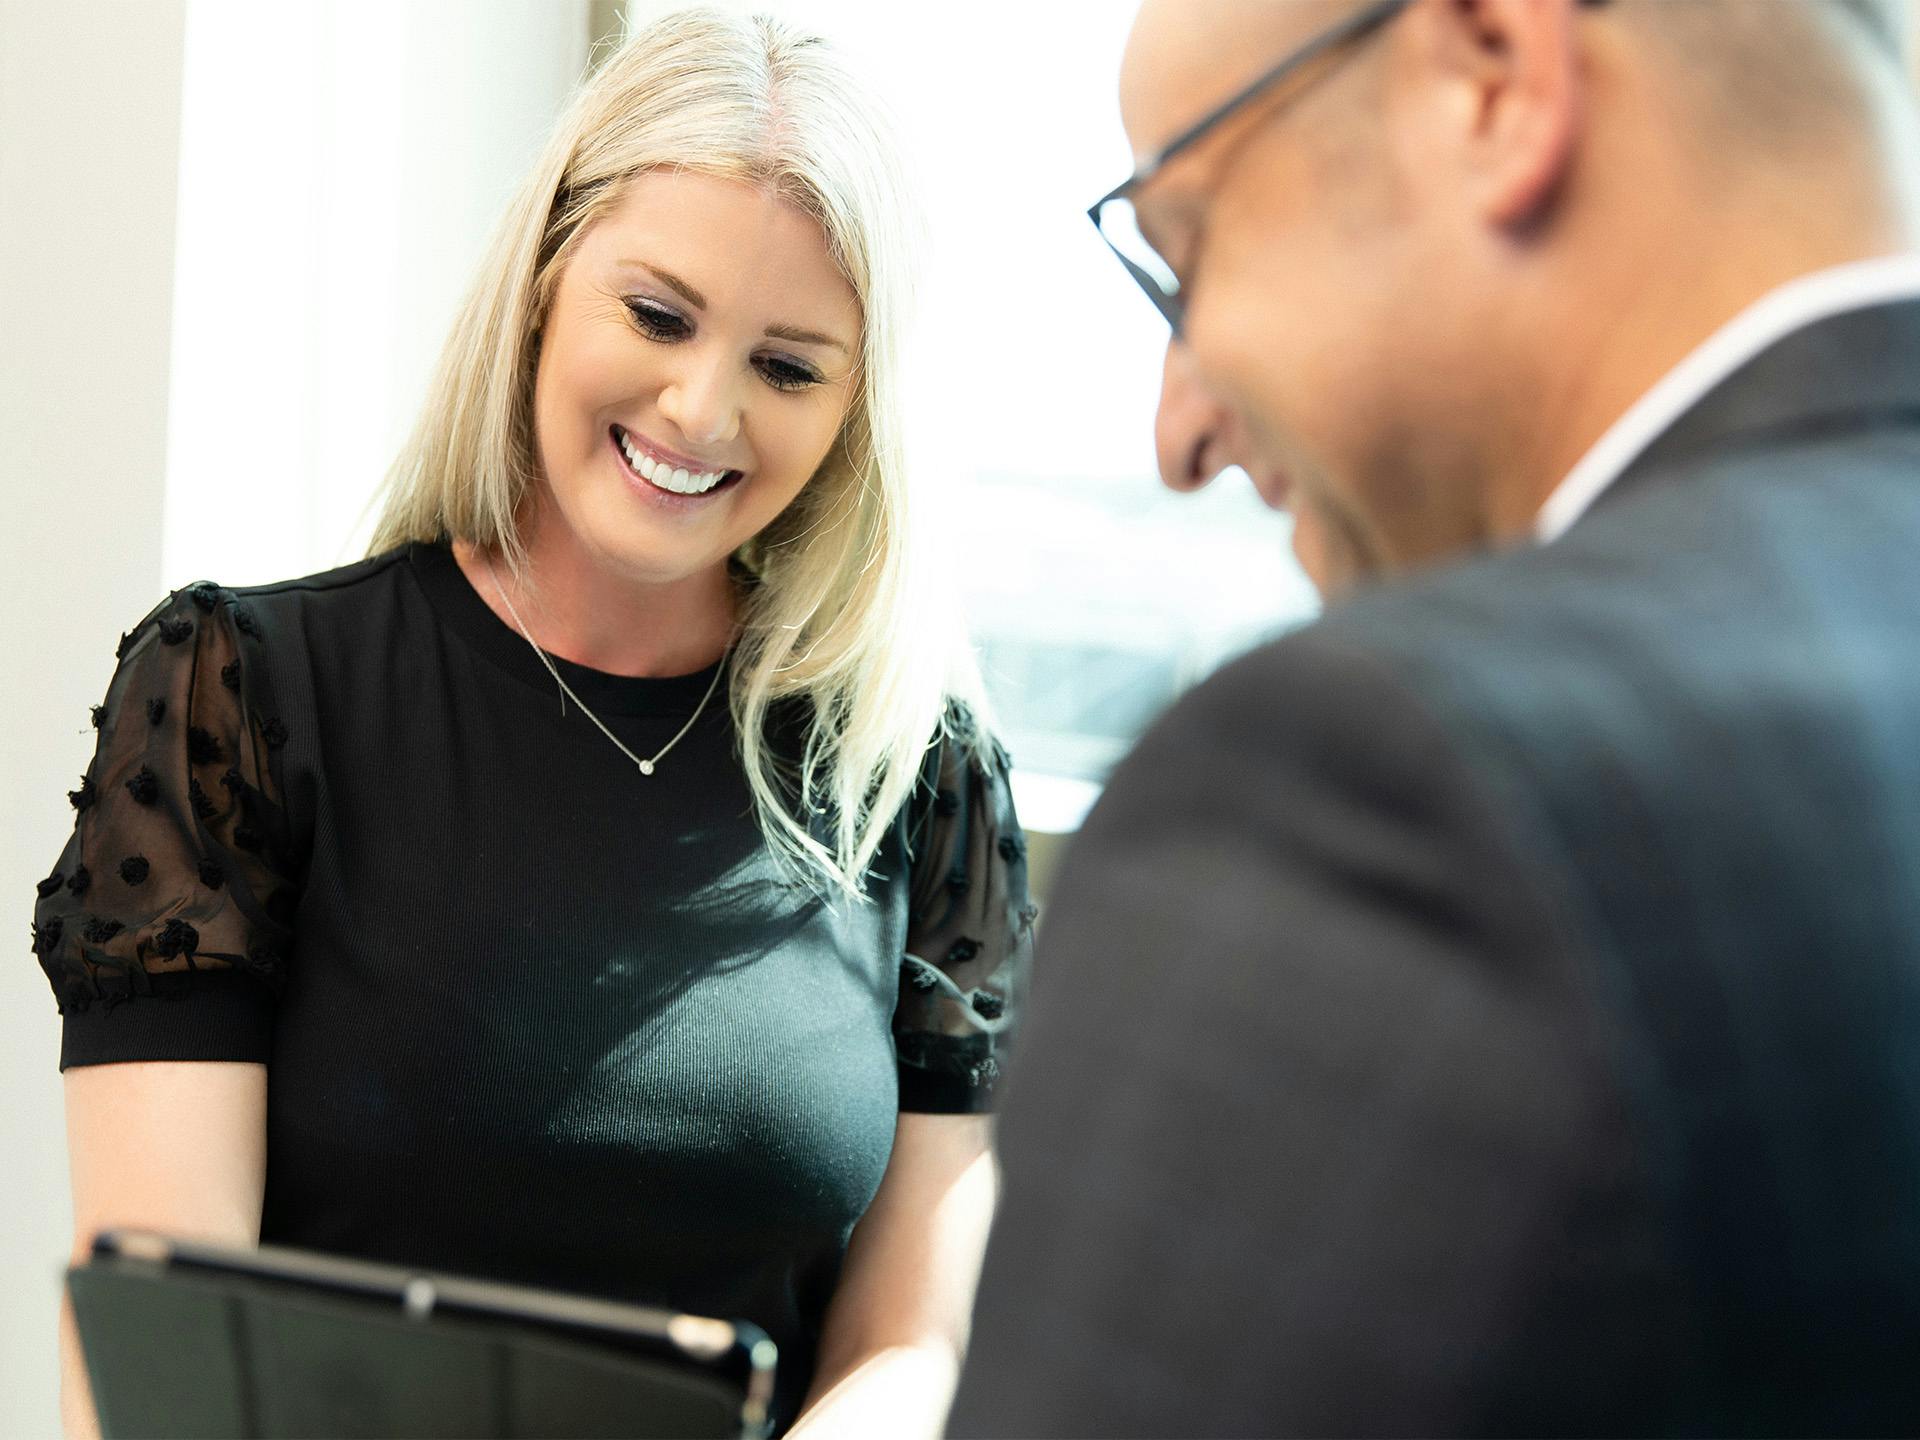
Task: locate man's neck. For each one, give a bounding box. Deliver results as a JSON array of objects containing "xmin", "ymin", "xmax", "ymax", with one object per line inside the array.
[{"xmin": 1489, "ymin": 218, "xmax": 1920, "ymax": 541}]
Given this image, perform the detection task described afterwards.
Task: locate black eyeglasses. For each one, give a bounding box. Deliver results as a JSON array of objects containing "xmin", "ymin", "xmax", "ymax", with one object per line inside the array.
[{"xmin": 1089, "ymin": 0, "xmax": 1606, "ymax": 334}]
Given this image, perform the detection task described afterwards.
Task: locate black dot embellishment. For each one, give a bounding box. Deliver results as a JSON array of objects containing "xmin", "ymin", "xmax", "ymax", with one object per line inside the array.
[
  {"xmin": 125, "ymin": 766, "xmax": 159, "ymax": 805},
  {"xmin": 152, "ymin": 918, "xmax": 199, "ymax": 959},
  {"xmin": 233, "ymin": 825, "xmax": 262, "ymax": 853},
  {"xmin": 66, "ymin": 865, "xmax": 91, "ymax": 897},
  {"xmin": 114, "ymin": 630, "xmax": 136, "ymax": 661},
  {"xmin": 187, "ymin": 726, "xmax": 223, "ymax": 764},
  {"xmin": 81, "ymin": 917, "xmax": 124, "ymax": 944},
  {"xmin": 219, "ymin": 766, "xmax": 246, "ymax": 794},
  {"xmin": 36, "ymin": 869, "xmax": 64, "ymax": 899},
  {"xmin": 157, "ymin": 617, "xmax": 194, "ymax": 645},
  {"xmin": 68, "ymin": 775, "xmax": 97, "ymax": 811},
  {"xmin": 997, "ymin": 834, "xmax": 1027, "ymax": 862},
  {"xmin": 972, "ymin": 991, "xmax": 1005, "ymax": 1020},
  {"xmin": 946, "ymin": 869, "xmax": 970, "ymax": 895},
  {"xmin": 220, "ymin": 659, "xmax": 242, "ymax": 691},
  {"xmin": 947, "ymin": 937, "xmax": 982, "ymax": 965},
  {"xmin": 118, "ymin": 856, "xmax": 150, "ymax": 886},
  {"xmin": 230, "ymin": 604, "xmax": 260, "ymax": 638},
  {"xmin": 186, "ymin": 581, "xmax": 221, "ymax": 613},
  {"xmin": 146, "ymin": 697, "xmax": 167, "ymax": 725},
  {"xmin": 89, "ymin": 704, "xmax": 107, "ymax": 729},
  {"xmin": 197, "ymin": 857, "xmax": 225, "ymax": 890},
  {"xmin": 908, "ymin": 964, "xmax": 939, "ymax": 993},
  {"xmin": 30, "ymin": 917, "xmax": 63, "ymax": 958},
  {"xmin": 261, "ymin": 716, "xmax": 289, "ymax": 749},
  {"xmin": 934, "ymin": 789, "xmax": 961, "ymax": 817},
  {"xmin": 188, "ymin": 777, "xmax": 217, "ymax": 820},
  {"xmin": 244, "ymin": 942, "xmax": 281, "ymax": 977}
]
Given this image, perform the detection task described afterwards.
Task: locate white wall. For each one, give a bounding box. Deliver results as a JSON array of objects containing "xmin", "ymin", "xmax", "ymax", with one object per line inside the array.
[
  {"xmin": 1, "ymin": 2, "xmax": 189, "ymax": 1431},
  {"xmin": 1, "ymin": 4, "xmax": 589, "ymax": 1433},
  {"xmin": 164, "ymin": 0, "xmax": 593, "ymax": 586}
]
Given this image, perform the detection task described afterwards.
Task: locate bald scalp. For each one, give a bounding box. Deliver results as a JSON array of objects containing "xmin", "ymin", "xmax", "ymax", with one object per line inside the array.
[
  {"xmin": 1625, "ymin": 0, "xmax": 1913, "ymax": 148},
  {"xmin": 1120, "ymin": 0, "xmax": 1353, "ymax": 155}
]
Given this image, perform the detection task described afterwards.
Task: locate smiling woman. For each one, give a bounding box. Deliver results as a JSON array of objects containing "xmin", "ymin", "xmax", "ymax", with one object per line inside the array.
[
  {"xmin": 522, "ymin": 169, "xmax": 859, "ymax": 591},
  {"xmin": 36, "ymin": 8, "xmax": 1032, "ymax": 1440}
]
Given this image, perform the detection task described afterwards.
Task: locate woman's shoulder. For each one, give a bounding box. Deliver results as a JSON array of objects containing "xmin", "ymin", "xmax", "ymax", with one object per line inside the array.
[
  {"xmin": 113, "ymin": 541, "xmax": 429, "ymax": 662},
  {"xmin": 102, "ymin": 542, "xmax": 432, "ymax": 723},
  {"xmin": 221, "ymin": 540, "xmax": 423, "ymax": 621}
]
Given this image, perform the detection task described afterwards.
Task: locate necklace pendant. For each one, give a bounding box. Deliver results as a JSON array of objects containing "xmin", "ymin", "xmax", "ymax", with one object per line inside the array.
[{"xmin": 637, "ymin": 759, "xmax": 656, "ymax": 776}]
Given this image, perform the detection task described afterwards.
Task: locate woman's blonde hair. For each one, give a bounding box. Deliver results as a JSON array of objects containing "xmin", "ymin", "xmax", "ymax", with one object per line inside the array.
[{"xmin": 363, "ymin": 4, "xmax": 994, "ymax": 899}]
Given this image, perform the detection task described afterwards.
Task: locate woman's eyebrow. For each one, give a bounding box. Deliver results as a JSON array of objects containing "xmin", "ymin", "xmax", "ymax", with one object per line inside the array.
[
  {"xmin": 625, "ymin": 261, "xmax": 707, "ymax": 309},
  {"xmin": 619, "ymin": 259, "xmax": 852, "ymax": 355},
  {"xmin": 765, "ymin": 323, "xmax": 850, "ymax": 354}
]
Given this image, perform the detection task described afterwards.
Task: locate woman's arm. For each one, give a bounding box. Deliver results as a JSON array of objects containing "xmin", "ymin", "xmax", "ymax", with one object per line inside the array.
[
  {"xmin": 786, "ymin": 1111, "xmax": 1000, "ymax": 1438},
  {"xmin": 59, "ymin": 1060, "xmax": 269, "ymax": 1440}
]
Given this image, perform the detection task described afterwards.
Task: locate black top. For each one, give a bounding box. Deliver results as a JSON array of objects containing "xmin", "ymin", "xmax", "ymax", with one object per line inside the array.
[
  {"xmin": 951, "ymin": 299, "xmax": 1920, "ymax": 1437},
  {"xmin": 31, "ymin": 536, "xmax": 1035, "ymax": 1435}
]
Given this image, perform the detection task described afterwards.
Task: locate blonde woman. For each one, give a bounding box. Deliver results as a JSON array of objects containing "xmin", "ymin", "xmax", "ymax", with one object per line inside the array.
[{"xmin": 33, "ymin": 9, "xmax": 1033, "ymax": 1436}]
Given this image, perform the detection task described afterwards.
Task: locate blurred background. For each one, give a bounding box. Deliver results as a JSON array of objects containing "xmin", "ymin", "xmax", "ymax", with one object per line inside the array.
[
  {"xmin": 1, "ymin": 2, "xmax": 1311, "ymax": 1430},
  {"xmin": 7, "ymin": 2, "xmax": 1913, "ymax": 1435}
]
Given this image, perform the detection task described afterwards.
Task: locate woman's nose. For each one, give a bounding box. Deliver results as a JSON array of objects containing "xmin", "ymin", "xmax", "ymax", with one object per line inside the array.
[{"xmin": 656, "ymin": 351, "xmax": 741, "ymax": 449}]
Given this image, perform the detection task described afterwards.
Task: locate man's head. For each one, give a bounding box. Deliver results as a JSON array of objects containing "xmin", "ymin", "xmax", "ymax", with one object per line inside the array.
[{"xmin": 1121, "ymin": 0, "xmax": 1919, "ymax": 589}]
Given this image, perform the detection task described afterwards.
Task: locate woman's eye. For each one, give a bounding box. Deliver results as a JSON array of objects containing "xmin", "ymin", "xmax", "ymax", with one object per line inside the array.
[
  {"xmin": 624, "ymin": 299, "xmax": 689, "ymax": 340},
  {"xmin": 757, "ymin": 355, "xmax": 822, "ymax": 392}
]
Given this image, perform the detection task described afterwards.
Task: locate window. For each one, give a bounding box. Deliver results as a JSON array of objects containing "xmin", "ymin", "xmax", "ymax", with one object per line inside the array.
[{"xmin": 637, "ymin": 0, "xmax": 1321, "ymax": 824}]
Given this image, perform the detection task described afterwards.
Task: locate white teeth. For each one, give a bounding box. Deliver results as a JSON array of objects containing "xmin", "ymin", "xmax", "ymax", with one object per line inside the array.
[{"xmin": 617, "ymin": 429, "xmax": 728, "ymax": 495}]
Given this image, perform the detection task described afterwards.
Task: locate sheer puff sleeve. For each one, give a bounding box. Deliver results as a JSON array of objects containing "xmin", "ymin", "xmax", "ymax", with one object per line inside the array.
[
  {"xmin": 895, "ymin": 700, "xmax": 1038, "ymax": 1114},
  {"xmin": 29, "ymin": 581, "xmax": 299, "ymax": 1070}
]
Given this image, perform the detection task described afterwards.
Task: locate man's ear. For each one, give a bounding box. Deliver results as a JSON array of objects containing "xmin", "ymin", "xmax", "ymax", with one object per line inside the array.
[{"xmin": 1406, "ymin": 0, "xmax": 1586, "ymax": 230}]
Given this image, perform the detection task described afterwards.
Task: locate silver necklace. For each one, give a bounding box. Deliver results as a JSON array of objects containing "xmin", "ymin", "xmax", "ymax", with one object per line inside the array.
[{"xmin": 483, "ymin": 550, "xmax": 726, "ymax": 777}]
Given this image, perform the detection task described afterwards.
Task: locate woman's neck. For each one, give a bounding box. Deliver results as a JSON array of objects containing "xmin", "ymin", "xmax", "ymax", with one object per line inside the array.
[{"xmin": 451, "ymin": 529, "xmax": 738, "ymax": 679}]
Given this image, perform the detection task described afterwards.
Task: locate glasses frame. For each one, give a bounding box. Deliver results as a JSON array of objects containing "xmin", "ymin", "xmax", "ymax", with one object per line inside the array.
[
  {"xmin": 1089, "ymin": 0, "xmax": 1609, "ymax": 334},
  {"xmin": 1087, "ymin": 0, "xmax": 1413, "ymax": 334}
]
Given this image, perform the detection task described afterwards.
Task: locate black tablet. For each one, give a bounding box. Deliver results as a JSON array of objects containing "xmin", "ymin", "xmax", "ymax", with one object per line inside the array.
[{"xmin": 68, "ymin": 1229, "xmax": 777, "ymax": 1439}]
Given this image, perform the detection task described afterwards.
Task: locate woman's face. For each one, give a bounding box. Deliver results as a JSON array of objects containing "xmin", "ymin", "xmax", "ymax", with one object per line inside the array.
[{"xmin": 528, "ymin": 169, "xmax": 862, "ymax": 589}]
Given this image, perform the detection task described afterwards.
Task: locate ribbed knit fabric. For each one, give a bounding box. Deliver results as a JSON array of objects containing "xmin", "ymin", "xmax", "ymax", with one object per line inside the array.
[{"xmin": 31, "ymin": 536, "xmax": 1034, "ymax": 1434}]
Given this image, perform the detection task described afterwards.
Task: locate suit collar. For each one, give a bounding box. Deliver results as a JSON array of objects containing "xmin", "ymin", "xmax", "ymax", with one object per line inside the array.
[{"xmin": 1538, "ymin": 255, "xmax": 1920, "ymax": 541}]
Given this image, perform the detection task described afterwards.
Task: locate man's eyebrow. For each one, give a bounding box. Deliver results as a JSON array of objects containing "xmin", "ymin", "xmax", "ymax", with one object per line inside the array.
[{"xmin": 617, "ymin": 259, "xmax": 852, "ymax": 355}]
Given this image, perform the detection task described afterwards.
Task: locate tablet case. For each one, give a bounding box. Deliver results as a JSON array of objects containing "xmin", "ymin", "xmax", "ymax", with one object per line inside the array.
[{"xmin": 68, "ymin": 1230, "xmax": 777, "ymax": 1439}]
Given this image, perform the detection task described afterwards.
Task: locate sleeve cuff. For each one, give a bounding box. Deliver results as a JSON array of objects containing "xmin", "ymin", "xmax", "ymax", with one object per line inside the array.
[
  {"xmin": 897, "ymin": 1033, "xmax": 1005, "ymax": 1113},
  {"xmin": 59, "ymin": 969, "xmax": 275, "ymax": 1070}
]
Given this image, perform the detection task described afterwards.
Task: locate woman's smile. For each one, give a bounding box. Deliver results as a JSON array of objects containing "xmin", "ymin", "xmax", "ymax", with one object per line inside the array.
[{"xmin": 609, "ymin": 422, "xmax": 746, "ymax": 506}]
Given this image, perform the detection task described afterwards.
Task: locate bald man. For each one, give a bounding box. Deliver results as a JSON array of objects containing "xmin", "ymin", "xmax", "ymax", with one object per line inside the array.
[{"xmin": 949, "ymin": 1, "xmax": 1920, "ymax": 1434}]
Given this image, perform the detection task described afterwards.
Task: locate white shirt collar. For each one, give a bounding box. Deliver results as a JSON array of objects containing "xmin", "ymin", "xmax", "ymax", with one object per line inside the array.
[{"xmin": 1535, "ymin": 251, "xmax": 1920, "ymax": 543}]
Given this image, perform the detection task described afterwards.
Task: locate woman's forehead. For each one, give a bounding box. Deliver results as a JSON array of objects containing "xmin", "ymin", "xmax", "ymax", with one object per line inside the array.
[{"xmin": 581, "ymin": 170, "xmax": 860, "ymax": 339}]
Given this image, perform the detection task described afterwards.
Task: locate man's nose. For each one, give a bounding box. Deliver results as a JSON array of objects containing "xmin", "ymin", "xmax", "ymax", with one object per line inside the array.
[
  {"xmin": 656, "ymin": 349, "xmax": 742, "ymax": 450},
  {"xmin": 1155, "ymin": 343, "xmax": 1231, "ymax": 493}
]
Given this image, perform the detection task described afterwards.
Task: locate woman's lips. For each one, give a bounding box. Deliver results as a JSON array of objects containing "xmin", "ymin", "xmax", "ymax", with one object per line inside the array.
[
  {"xmin": 608, "ymin": 425, "xmax": 744, "ymax": 503},
  {"xmin": 612, "ymin": 423, "xmax": 736, "ymax": 477}
]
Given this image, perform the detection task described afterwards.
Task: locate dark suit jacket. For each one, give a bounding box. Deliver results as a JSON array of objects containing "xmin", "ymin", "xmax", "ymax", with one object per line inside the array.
[{"xmin": 948, "ymin": 299, "xmax": 1920, "ymax": 1437}]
